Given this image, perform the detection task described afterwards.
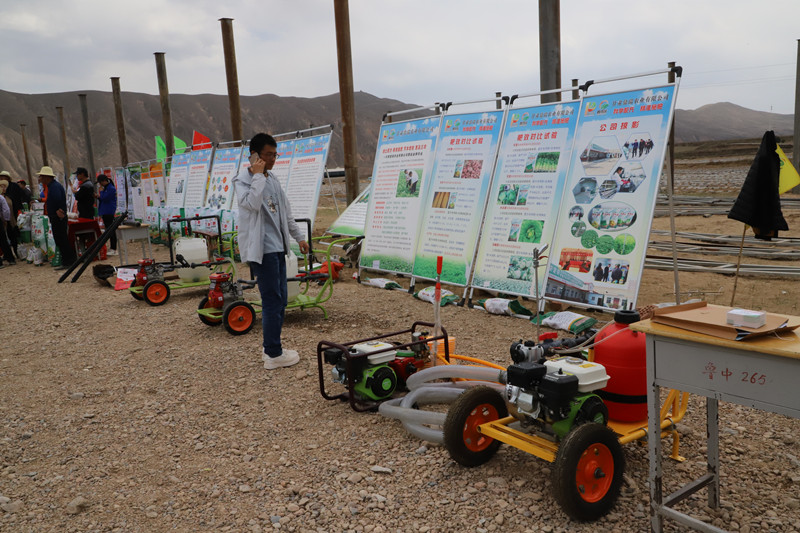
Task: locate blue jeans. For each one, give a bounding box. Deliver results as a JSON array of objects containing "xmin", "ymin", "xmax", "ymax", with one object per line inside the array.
[{"xmin": 250, "ymin": 252, "xmax": 287, "ymax": 357}]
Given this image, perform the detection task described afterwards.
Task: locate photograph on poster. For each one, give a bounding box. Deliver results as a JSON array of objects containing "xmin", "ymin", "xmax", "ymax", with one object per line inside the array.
[
  {"xmin": 571, "ymin": 221, "xmax": 587, "ymax": 238},
  {"xmin": 397, "ymin": 168, "xmax": 422, "ymax": 197},
  {"xmin": 592, "ymin": 257, "xmax": 631, "ymax": 285},
  {"xmin": 508, "ymin": 219, "xmax": 521, "ymax": 241},
  {"xmin": 532, "ymin": 151, "xmax": 561, "ymax": 173},
  {"xmin": 518, "ymin": 219, "xmax": 544, "ymax": 243},
  {"xmin": 516, "ymin": 184, "xmax": 530, "ymax": 205},
  {"xmin": 457, "ymin": 159, "xmax": 483, "ymax": 179},
  {"xmin": 557, "ymin": 248, "xmax": 593, "ymax": 274},
  {"xmin": 523, "ymin": 153, "xmax": 536, "ymax": 173},
  {"xmin": 580, "ymin": 136, "xmax": 624, "ymax": 176},
  {"xmin": 623, "ymin": 134, "xmax": 655, "ymax": 160},
  {"xmin": 568, "ymin": 205, "xmax": 585, "ymax": 221},
  {"xmin": 572, "ymin": 177, "xmax": 597, "ymax": 204},
  {"xmin": 588, "ymin": 202, "xmax": 638, "ymax": 231},
  {"xmin": 497, "ymin": 184, "xmax": 520, "ymax": 205},
  {"xmin": 507, "ymin": 255, "xmax": 537, "ymax": 282},
  {"xmin": 616, "ymin": 161, "xmax": 647, "ymax": 192},
  {"xmin": 431, "ymin": 191, "xmax": 451, "ymax": 209}
]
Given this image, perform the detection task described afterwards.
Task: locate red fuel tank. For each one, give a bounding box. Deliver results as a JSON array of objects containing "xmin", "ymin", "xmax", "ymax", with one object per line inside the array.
[{"xmin": 592, "ymin": 309, "xmax": 647, "ymax": 422}]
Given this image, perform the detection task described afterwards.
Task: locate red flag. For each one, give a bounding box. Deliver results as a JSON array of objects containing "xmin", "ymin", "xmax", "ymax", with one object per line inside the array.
[{"xmin": 192, "ymin": 131, "xmax": 213, "ymax": 150}]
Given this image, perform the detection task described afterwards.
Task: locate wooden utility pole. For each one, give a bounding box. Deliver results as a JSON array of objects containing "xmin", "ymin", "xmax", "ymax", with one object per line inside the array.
[
  {"xmin": 220, "ymin": 18, "xmax": 243, "ymax": 143},
  {"xmin": 56, "ymin": 107, "xmax": 71, "ymax": 179},
  {"xmin": 20, "ymin": 124, "xmax": 33, "ymax": 186},
  {"xmin": 333, "ymin": 0, "xmax": 360, "ymax": 204},
  {"xmin": 111, "ymin": 77, "xmax": 129, "ymax": 166},
  {"xmin": 538, "ymin": 0, "xmax": 561, "ymax": 103},
  {"xmin": 154, "ymin": 52, "xmax": 175, "ymax": 157},
  {"xmin": 78, "ymin": 93, "xmax": 97, "ymax": 180},
  {"xmin": 571, "ymin": 78, "xmax": 579, "ymax": 100},
  {"xmin": 37, "ymin": 116, "xmax": 49, "ymax": 166}
]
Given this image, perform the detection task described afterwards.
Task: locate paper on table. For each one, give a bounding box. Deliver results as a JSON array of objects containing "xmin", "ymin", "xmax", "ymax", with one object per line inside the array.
[{"xmin": 652, "ymin": 301, "xmax": 800, "ymax": 341}]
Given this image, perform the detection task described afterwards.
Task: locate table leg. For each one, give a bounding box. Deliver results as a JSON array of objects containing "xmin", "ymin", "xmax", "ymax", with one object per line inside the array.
[
  {"xmin": 707, "ymin": 397, "xmax": 720, "ymax": 508},
  {"xmin": 647, "ymin": 335, "xmax": 664, "ymax": 533}
]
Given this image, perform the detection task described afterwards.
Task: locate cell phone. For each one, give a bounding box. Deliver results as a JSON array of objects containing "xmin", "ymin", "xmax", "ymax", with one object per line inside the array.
[{"xmin": 249, "ymin": 152, "xmax": 259, "ymax": 166}]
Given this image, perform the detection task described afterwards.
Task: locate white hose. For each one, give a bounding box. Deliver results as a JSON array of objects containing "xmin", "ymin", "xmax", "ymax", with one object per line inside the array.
[
  {"xmin": 405, "ymin": 364, "xmax": 504, "ymax": 390},
  {"xmin": 378, "ymin": 364, "xmax": 507, "ymax": 444}
]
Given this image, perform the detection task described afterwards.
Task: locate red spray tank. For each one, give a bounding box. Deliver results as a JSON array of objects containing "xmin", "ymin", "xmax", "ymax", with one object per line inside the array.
[{"xmin": 592, "ymin": 309, "xmax": 647, "ymax": 422}]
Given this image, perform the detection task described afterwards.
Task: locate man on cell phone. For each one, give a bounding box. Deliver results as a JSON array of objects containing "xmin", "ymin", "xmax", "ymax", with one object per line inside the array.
[{"xmin": 233, "ymin": 133, "xmax": 309, "ymax": 370}]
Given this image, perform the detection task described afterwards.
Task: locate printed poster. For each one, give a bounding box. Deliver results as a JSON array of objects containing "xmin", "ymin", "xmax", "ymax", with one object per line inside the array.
[
  {"xmin": 412, "ymin": 109, "xmax": 505, "ymax": 285},
  {"xmin": 126, "ymin": 164, "xmax": 143, "ymax": 220},
  {"xmin": 472, "ymin": 101, "xmax": 580, "ymax": 297},
  {"xmin": 327, "ymin": 186, "xmax": 370, "ymax": 236},
  {"xmin": 272, "ymin": 139, "xmax": 296, "ymax": 191},
  {"xmin": 165, "ymin": 152, "xmax": 191, "ymax": 207},
  {"xmin": 183, "ymin": 148, "xmax": 214, "ymax": 208},
  {"xmin": 113, "ymin": 167, "xmax": 127, "ymax": 215},
  {"xmin": 205, "ymin": 146, "xmax": 243, "ymax": 210},
  {"xmin": 284, "ymin": 134, "xmax": 331, "ymax": 240},
  {"xmin": 359, "ymin": 116, "xmax": 441, "ymax": 275},
  {"xmin": 545, "ymin": 85, "xmax": 677, "ymax": 311}
]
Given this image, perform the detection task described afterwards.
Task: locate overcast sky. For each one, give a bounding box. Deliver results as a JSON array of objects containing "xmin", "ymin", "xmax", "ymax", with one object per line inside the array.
[{"xmin": 1, "ymin": 0, "xmax": 797, "ymax": 114}]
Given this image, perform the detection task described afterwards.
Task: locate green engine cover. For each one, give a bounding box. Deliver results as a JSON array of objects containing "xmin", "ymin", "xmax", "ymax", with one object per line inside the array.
[{"xmin": 354, "ymin": 364, "xmax": 397, "ymax": 401}]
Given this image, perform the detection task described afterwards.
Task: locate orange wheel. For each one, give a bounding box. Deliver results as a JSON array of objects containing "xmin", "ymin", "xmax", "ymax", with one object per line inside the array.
[
  {"xmin": 223, "ymin": 301, "xmax": 255, "ymax": 335},
  {"xmin": 143, "ymin": 280, "xmax": 170, "ymax": 306},
  {"xmin": 552, "ymin": 422, "xmax": 624, "ymax": 521},
  {"xmin": 197, "ymin": 296, "xmax": 222, "ymax": 326},
  {"xmin": 443, "ymin": 386, "xmax": 507, "ymax": 467}
]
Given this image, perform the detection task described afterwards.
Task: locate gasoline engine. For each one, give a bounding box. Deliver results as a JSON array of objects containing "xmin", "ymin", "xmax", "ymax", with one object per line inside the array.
[
  {"xmin": 503, "ymin": 333, "xmax": 610, "ymax": 439},
  {"xmin": 323, "ymin": 332, "xmax": 432, "ymax": 401},
  {"xmin": 133, "ymin": 258, "xmax": 165, "ymax": 287},
  {"xmin": 204, "ymin": 272, "xmax": 245, "ymax": 310}
]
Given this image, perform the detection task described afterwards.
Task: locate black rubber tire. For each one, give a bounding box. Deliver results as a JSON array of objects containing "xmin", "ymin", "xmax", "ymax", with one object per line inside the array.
[
  {"xmin": 130, "ymin": 288, "xmax": 144, "ymax": 301},
  {"xmin": 443, "ymin": 386, "xmax": 508, "ymax": 467},
  {"xmin": 575, "ymin": 395, "xmax": 609, "ymax": 426},
  {"xmin": 143, "ymin": 280, "xmax": 170, "ymax": 306},
  {"xmin": 223, "ymin": 301, "xmax": 255, "ymax": 336},
  {"xmin": 552, "ymin": 422, "xmax": 624, "ymax": 521},
  {"xmin": 197, "ymin": 297, "xmax": 222, "ymax": 326}
]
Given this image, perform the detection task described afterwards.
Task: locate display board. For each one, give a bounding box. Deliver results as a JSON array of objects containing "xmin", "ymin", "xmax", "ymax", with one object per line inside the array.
[
  {"xmin": 471, "ymin": 100, "xmax": 580, "ymax": 297},
  {"xmin": 183, "ymin": 147, "xmax": 214, "ymax": 208},
  {"xmin": 148, "ymin": 161, "xmax": 166, "ymax": 206},
  {"xmin": 359, "ymin": 116, "xmax": 441, "ymax": 275},
  {"xmin": 165, "ymin": 152, "xmax": 191, "ymax": 207},
  {"xmin": 126, "ymin": 163, "xmax": 143, "ymax": 220},
  {"xmin": 327, "ymin": 187, "xmax": 370, "ymax": 236},
  {"xmin": 411, "ymin": 109, "xmax": 505, "ymax": 285},
  {"xmin": 205, "ymin": 146, "xmax": 243, "ymax": 210},
  {"xmin": 284, "ymin": 133, "xmax": 331, "ymax": 239},
  {"xmin": 544, "ymin": 85, "xmax": 677, "ymax": 311},
  {"xmin": 272, "ymin": 139, "xmax": 296, "ymax": 190},
  {"xmin": 114, "ymin": 167, "xmax": 127, "ymax": 215}
]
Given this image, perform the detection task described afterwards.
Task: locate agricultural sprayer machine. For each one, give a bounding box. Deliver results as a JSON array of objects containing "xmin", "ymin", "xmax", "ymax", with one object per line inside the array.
[
  {"xmin": 196, "ymin": 219, "xmax": 361, "ymax": 334},
  {"xmin": 129, "ymin": 215, "xmax": 235, "ymax": 306}
]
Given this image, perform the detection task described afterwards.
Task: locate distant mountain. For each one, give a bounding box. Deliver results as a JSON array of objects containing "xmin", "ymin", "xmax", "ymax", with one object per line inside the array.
[
  {"xmin": 0, "ymin": 89, "xmax": 416, "ymax": 182},
  {"xmin": 673, "ymin": 102, "xmax": 794, "ymax": 143},
  {"xmin": 0, "ymin": 90, "xmax": 794, "ymax": 182}
]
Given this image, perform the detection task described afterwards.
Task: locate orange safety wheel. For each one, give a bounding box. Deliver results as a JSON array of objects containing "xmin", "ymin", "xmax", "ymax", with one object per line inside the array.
[
  {"xmin": 552, "ymin": 423, "xmax": 624, "ymax": 521},
  {"xmin": 197, "ymin": 296, "xmax": 222, "ymax": 326},
  {"xmin": 443, "ymin": 386, "xmax": 508, "ymax": 467},
  {"xmin": 143, "ymin": 280, "xmax": 170, "ymax": 306},
  {"xmin": 223, "ymin": 301, "xmax": 255, "ymax": 336}
]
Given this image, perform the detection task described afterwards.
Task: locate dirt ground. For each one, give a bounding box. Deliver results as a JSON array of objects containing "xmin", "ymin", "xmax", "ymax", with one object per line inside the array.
[{"xmin": 3, "ymin": 154, "xmax": 800, "ymax": 533}]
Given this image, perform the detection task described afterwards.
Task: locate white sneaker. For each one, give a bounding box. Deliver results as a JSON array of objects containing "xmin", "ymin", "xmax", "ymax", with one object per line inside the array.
[
  {"xmin": 107, "ymin": 249, "xmax": 118, "ymax": 256},
  {"xmin": 263, "ymin": 349, "xmax": 300, "ymax": 369}
]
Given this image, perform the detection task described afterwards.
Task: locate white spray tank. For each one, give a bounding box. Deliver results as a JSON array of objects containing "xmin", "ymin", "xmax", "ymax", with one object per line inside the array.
[{"xmin": 174, "ymin": 237, "xmax": 211, "ymax": 282}]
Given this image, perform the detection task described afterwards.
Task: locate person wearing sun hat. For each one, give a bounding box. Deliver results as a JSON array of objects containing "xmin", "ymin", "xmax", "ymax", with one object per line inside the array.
[{"xmin": 38, "ymin": 166, "xmax": 76, "ymax": 269}]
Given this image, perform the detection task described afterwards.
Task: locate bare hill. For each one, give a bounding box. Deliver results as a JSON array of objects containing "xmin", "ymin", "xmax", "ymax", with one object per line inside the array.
[
  {"xmin": 0, "ymin": 90, "xmax": 415, "ymax": 181},
  {"xmin": 0, "ymin": 90, "xmax": 794, "ymax": 183}
]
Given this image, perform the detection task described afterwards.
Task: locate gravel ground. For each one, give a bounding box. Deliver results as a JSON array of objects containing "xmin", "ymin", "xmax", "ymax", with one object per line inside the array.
[{"xmin": 3, "ymin": 170, "xmax": 800, "ymax": 533}]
